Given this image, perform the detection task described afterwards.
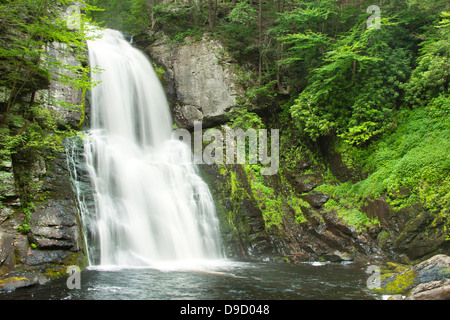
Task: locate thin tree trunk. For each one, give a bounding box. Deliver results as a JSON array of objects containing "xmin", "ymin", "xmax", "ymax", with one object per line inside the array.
[{"xmin": 258, "ymin": 0, "xmax": 262, "ymax": 81}]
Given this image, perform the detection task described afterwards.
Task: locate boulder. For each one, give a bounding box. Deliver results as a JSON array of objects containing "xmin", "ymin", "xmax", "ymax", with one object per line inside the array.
[
  {"xmin": 28, "ymin": 200, "xmax": 81, "ymax": 251},
  {"xmin": 323, "ymin": 250, "xmax": 353, "ymax": 262},
  {"xmin": 293, "ymin": 174, "xmax": 323, "ymax": 193},
  {"xmin": 0, "ymin": 270, "xmax": 49, "ymax": 292},
  {"xmin": 148, "ymin": 37, "xmax": 245, "ymax": 129},
  {"xmin": 0, "ymin": 231, "xmax": 14, "ymax": 268},
  {"xmin": 406, "ymin": 278, "xmax": 450, "ymax": 300},
  {"xmin": 411, "ymin": 254, "xmax": 450, "ymax": 284},
  {"xmin": 300, "ymin": 191, "xmax": 329, "ymax": 208},
  {"xmin": 379, "ymin": 254, "xmax": 450, "ymax": 298}
]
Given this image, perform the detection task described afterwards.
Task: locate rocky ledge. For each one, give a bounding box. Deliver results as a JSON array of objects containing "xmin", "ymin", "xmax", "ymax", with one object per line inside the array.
[
  {"xmin": 0, "ymin": 151, "xmax": 88, "ymax": 294},
  {"xmin": 375, "ymin": 254, "xmax": 450, "ymax": 300}
]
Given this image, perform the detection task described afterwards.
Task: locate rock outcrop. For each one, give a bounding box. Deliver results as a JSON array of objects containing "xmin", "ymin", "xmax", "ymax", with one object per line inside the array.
[
  {"xmin": 38, "ymin": 42, "xmax": 85, "ymax": 130},
  {"xmin": 148, "ymin": 36, "xmax": 245, "ymax": 129},
  {"xmin": 361, "ymin": 196, "xmax": 450, "ymax": 262},
  {"xmin": 0, "ymin": 150, "xmax": 88, "ymax": 293},
  {"xmin": 0, "ymin": 40, "xmax": 88, "ymax": 293},
  {"xmin": 199, "ymin": 163, "xmax": 274, "ymax": 259},
  {"xmin": 380, "ymin": 254, "xmax": 450, "ymax": 300}
]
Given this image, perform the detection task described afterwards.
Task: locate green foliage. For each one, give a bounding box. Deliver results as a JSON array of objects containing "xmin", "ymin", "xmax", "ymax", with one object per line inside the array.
[
  {"xmin": 217, "ymin": 2, "xmax": 259, "ymax": 66},
  {"xmin": 228, "ymin": 1, "xmax": 258, "ymax": 25},
  {"xmin": 0, "ymin": 0, "xmax": 100, "ymax": 130},
  {"xmin": 0, "ymin": 0, "xmax": 101, "ymax": 221},
  {"xmin": 365, "ymin": 108, "xmax": 449, "ymax": 210},
  {"xmin": 320, "ymin": 106, "xmax": 450, "ymax": 218},
  {"xmin": 290, "ymin": 14, "xmax": 412, "ymax": 143},
  {"xmin": 16, "ymin": 202, "xmax": 36, "ymax": 234},
  {"xmin": 427, "ymin": 94, "xmax": 450, "ymax": 121},
  {"xmin": 404, "ymin": 12, "xmax": 450, "ymax": 108},
  {"xmin": 324, "ymin": 198, "xmax": 377, "ymax": 231},
  {"xmin": 244, "ymin": 165, "xmax": 284, "ymax": 232},
  {"xmin": 228, "ymin": 108, "xmax": 264, "ymax": 131},
  {"xmin": 88, "ymin": 0, "xmax": 135, "ymax": 32}
]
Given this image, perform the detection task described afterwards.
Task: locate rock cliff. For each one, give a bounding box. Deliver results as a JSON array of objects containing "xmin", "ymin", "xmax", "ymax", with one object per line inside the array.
[
  {"xmin": 0, "ymin": 41, "xmax": 88, "ymax": 293},
  {"xmin": 148, "ymin": 36, "xmax": 245, "ymax": 129}
]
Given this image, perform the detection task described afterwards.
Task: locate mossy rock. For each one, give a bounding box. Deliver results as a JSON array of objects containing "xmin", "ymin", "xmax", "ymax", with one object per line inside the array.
[
  {"xmin": 43, "ymin": 265, "xmax": 68, "ymax": 279},
  {"xmin": 437, "ymin": 267, "xmax": 450, "ymax": 277},
  {"xmin": 376, "ymin": 270, "xmax": 418, "ymax": 295},
  {"xmin": 0, "ymin": 270, "xmax": 49, "ymax": 292},
  {"xmin": 373, "ymin": 254, "xmax": 450, "ymax": 296}
]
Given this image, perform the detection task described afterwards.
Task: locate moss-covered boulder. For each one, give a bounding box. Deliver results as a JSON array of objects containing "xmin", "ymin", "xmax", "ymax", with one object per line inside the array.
[
  {"xmin": 0, "ymin": 270, "xmax": 49, "ymax": 293},
  {"xmin": 375, "ymin": 254, "xmax": 450, "ymax": 298}
]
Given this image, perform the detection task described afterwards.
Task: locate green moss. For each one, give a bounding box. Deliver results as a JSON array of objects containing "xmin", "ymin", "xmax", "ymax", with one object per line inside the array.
[
  {"xmin": 273, "ymin": 256, "xmax": 291, "ymax": 263},
  {"xmin": 323, "ymin": 198, "xmax": 378, "ymax": 231},
  {"xmin": 374, "ymin": 270, "xmax": 417, "ymax": 295},
  {"xmin": 212, "ymin": 164, "xmax": 253, "ymax": 249},
  {"xmin": 0, "ymin": 276, "xmax": 28, "ymax": 285},
  {"xmin": 287, "ymin": 196, "xmax": 309, "ymax": 225},
  {"xmin": 64, "ymin": 251, "xmax": 89, "ymax": 270},
  {"xmin": 244, "ymin": 165, "xmax": 283, "ymax": 231},
  {"xmin": 437, "ymin": 267, "xmax": 450, "ymax": 277},
  {"xmin": 43, "ymin": 266, "xmax": 66, "ymax": 279}
]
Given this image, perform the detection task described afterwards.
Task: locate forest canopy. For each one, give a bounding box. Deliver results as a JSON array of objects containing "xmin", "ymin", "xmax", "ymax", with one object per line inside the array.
[{"xmin": 88, "ymin": 0, "xmax": 449, "ymax": 143}]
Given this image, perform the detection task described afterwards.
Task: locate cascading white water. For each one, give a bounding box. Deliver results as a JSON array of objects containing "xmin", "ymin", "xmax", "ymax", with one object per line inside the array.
[{"xmin": 80, "ymin": 28, "xmax": 223, "ymax": 266}]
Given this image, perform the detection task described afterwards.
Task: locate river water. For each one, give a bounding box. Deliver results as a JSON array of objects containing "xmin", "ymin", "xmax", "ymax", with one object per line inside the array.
[{"xmin": 1, "ymin": 260, "xmax": 381, "ymax": 300}]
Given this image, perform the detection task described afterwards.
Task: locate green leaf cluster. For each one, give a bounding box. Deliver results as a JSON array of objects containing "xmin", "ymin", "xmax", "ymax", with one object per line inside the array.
[{"xmin": 0, "ymin": 0, "xmax": 102, "ymax": 213}]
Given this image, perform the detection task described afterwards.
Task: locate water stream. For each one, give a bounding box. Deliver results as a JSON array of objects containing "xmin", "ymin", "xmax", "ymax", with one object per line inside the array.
[
  {"xmin": 78, "ymin": 28, "xmax": 223, "ymax": 266},
  {"xmin": 1, "ymin": 261, "xmax": 380, "ymax": 300}
]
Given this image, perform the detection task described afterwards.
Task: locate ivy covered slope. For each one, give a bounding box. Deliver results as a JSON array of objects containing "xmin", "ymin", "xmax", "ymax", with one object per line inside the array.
[
  {"xmin": 0, "ymin": 0, "xmax": 100, "ymax": 289},
  {"xmin": 89, "ymin": 0, "xmax": 450, "ymax": 264}
]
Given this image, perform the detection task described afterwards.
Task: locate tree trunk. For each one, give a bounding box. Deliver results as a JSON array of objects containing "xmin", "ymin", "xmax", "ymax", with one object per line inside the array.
[
  {"xmin": 258, "ymin": 0, "xmax": 262, "ymax": 81},
  {"xmin": 208, "ymin": 0, "xmax": 218, "ymax": 33}
]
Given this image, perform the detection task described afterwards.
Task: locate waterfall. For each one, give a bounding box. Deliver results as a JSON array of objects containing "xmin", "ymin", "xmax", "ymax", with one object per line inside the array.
[{"xmin": 72, "ymin": 28, "xmax": 223, "ymax": 267}]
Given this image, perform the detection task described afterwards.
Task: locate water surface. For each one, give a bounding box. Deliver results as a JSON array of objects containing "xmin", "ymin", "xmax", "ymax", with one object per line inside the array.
[{"xmin": 1, "ymin": 261, "xmax": 381, "ymax": 300}]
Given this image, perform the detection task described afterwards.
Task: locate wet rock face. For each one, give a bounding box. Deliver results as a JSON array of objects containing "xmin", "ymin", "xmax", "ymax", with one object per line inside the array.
[
  {"xmin": 148, "ymin": 37, "xmax": 245, "ymax": 129},
  {"xmin": 0, "ymin": 232, "xmax": 15, "ymax": 269},
  {"xmin": 198, "ymin": 163, "xmax": 275, "ymax": 260},
  {"xmin": 0, "ymin": 151, "xmax": 88, "ymax": 292},
  {"xmin": 26, "ymin": 150, "xmax": 86, "ymax": 256},
  {"xmin": 361, "ymin": 196, "xmax": 450, "ymax": 262},
  {"xmin": 28, "ymin": 200, "xmax": 81, "ymax": 251}
]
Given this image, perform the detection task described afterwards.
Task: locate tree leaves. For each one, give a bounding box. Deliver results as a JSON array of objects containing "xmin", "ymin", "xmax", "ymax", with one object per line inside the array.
[{"xmin": 0, "ymin": 0, "xmax": 101, "ymax": 161}]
